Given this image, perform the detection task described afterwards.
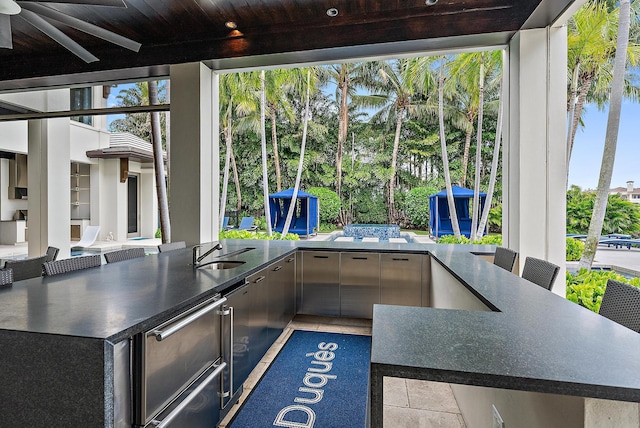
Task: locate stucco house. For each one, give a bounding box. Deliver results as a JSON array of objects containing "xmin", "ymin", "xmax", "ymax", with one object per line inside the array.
[
  {"xmin": 610, "ymin": 180, "xmax": 640, "ymax": 204},
  {"xmin": 0, "ymin": 86, "xmax": 161, "ymax": 255}
]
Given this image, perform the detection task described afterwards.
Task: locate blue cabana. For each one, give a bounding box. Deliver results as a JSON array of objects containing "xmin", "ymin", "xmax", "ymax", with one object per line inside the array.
[
  {"xmin": 269, "ymin": 188, "xmax": 319, "ymax": 236},
  {"xmin": 429, "ymin": 186, "xmax": 487, "ymax": 238}
]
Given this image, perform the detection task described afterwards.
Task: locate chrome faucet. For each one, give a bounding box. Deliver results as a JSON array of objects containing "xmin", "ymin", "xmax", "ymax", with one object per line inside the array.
[{"xmin": 193, "ymin": 242, "xmax": 223, "ymax": 266}]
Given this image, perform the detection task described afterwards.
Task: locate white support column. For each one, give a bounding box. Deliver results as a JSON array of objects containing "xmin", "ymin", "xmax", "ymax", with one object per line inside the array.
[
  {"xmin": 169, "ymin": 62, "xmax": 220, "ymax": 246},
  {"xmin": 98, "ymin": 160, "xmax": 127, "ymax": 242},
  {"xmin": 140, "ymin": 167, "xmax": 158, "ymax": 238},
  {"xmin": 504, "ymin": 26, "xmax": 567, "ymax": 295},
  {"xmin": 27, "ymin": 89, "xmax": 71, "ymax": 258}
]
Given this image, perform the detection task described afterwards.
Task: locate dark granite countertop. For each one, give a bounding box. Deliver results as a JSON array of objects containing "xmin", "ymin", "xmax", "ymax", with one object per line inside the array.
[{"xmin": 372, "ymin": 245, "xmax": 640, "ymax": 403}]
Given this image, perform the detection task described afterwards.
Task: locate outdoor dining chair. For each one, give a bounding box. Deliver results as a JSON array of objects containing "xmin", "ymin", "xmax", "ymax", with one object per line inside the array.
[
  {"xmin": 158, "ymin": 241, "xmax": 186, "ymax": 253},
  {"xmin": 493, "ymin": 247, "xmax": 518, "ymax": 272},
  {"xmin": 5, "ymin": 255, "xmax": 48, "ymax": 281},
  {"xmin": 521, "ymin": 256, "xmax": 560, "ymax": 291},
  {"xmin": 238, "ymin": 216, "xmax": 257, "ymax": 231},
  {"xmin": 42, "ymin": 254, "xmax": 101, "ymax": 276},
  {"xmin": 0, "ymin": 268, "xmax": 13, "ymax": 287},
  {"xmin": 45, "ymin": 246, "xmax": 60, "ymax": 262},
  {"xmin": 104, "ymin": 247, "xmax": 146, "ymax": 263},
  {"xmin": 598, "ymin": 279, "xmax": 640, "ymax": 333}
]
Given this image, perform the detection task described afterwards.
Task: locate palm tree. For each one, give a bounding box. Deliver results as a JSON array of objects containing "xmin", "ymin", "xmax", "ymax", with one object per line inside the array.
[
  {"xmin": 437, "ymin": 58, "xmax": 462, "ymax": 239},
  {"xmin": 579, "ymin": 0, "xmax": 631, "ymax": 269},
  {"xmin": 325, "ymin": 62, "xmax": 368, "ymax": 224},
  {"xmin": 477, "ymin": 50, "xmax": 507, "ymax": 239},
  {"xmin": 148, "ymin": 80, "xmax": 170, "ymax": 243},
  {"xmin": 260, "ymin": 70, "xmax": 273, "ymax": 235},
  {"xmin": 566, "ymin": 0, "xmax": 640, "ymax": 173},
  {"xmin": 360, "ymin": 59, "xmax": 421, "ymax": 222}
]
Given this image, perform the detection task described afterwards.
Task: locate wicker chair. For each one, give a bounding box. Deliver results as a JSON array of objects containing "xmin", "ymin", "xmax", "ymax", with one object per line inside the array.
[
  {"xmin": 493, "ymin": 247, "xmax": 518, "ymax": 272},
  {"xmin": 521, "ymin": 256, "xmax": 560, "ymax": 291},
  {"xmin": 45, "ymin": 246, "xmax": 60, "ymax": 262},
  {"xmin": 104, "ymin": 247, "xmax": 146, "ymax": 264},
  {"xmin": 0, "ymin": 268, "xmax": 13, "ymax": 287},
  {"xmin": 5, "ymin": 256, "xmax": 48, "ymax": 281},
  {"xmin": 598, "ymin": 279, "xmax": 640, "ymax": 333},
  {"xmin": 158, "ymin": 241, "xmax": 186, "ymax": 253},
  {"xmin": 42, "ymin": 254, "xmax": 101, "ymax": 276}
]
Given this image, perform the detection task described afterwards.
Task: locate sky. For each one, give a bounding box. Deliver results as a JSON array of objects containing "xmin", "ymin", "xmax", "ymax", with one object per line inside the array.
[{"xmin": 568, "ymin": 101, "xmax": 640, "ymax": 190}]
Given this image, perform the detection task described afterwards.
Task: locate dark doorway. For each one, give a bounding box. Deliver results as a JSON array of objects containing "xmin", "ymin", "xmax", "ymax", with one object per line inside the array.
[{"xmin": 128, "ymin": 174, "xmax": 138, "ymax": 235}]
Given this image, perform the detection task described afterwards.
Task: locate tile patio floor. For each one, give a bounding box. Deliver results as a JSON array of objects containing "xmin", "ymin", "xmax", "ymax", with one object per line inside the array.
[{"xmin": 219, "ymin": 315, "xmax": 467, "ymax": 428}]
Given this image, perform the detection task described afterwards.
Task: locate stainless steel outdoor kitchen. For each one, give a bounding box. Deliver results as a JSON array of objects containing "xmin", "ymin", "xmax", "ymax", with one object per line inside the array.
[{"xmin": 0, "ymin": 239, "xmax": 640, "ymax": 427}]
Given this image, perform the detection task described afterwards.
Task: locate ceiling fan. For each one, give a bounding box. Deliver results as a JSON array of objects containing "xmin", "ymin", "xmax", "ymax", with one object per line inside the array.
[{"xmin": 0, "ymin": 0, "xmax": 141, "ymax": 63}]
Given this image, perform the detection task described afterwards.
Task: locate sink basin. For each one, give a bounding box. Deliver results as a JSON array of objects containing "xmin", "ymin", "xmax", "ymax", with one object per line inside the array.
[
  {"xmin": 217, "ymin": 248, "xmax": 255, "ymax": 258},
  {"xmin": 201, "ymin": 260, "xmax": 246, "ymax": 270}
]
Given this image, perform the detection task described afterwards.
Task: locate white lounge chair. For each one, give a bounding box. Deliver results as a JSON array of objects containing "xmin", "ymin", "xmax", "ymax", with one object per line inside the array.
[{"xmin": 72, "ymin": 225, "xmax": 100, "ymax": 249}]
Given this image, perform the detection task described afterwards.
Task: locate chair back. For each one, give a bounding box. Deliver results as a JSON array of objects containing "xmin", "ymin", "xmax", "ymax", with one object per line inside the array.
[
  {"xmin": 45, "ymin": 246, "xmax": 60, "ymax": 262},
  {"xmin": 5, "ymin": 256, "xmax": 48, "ymax": 281},
  {"xmin": 43, "ymin": 254, "xmax": 101, "ymax": 276},
  {"xmin": 0, "ymin": 268, "xmax": 13, "ymax": 286},
  {"xmin": 104, "ymin": 247, "xmax": 146, "ymax": 264},
  {"xmin": 493, "ymin": 247, "xmax": 518, "ymax": 272},
  {"xmin": 222, "ymin": 216, "xmax": 230, "ymax": 230},
  {"xmin": 157, "ymin": 241, "xmax": 186, "ymax": 253},
  {"xmin": 521, "ymin": 256, "xmax": 560, "ymax": 290},
  {"xmin": 238, "ymin": 217, "xmax": 255, "ymax": 230},
  {"xmin": 599, "ymin": 279, "xmax": 640, "ymax": 332}
]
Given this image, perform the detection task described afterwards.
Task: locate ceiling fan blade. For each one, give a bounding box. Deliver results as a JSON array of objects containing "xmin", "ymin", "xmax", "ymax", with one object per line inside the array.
[
  {"xmin": 18, "ymin": 9, "xmax": 98, "ymax": 63},
  {"xmin": 0, "ymin": 14, "xmax": 12, "ymax": 48},
  {"xmin": 21, "ymin": 3, "xmax": 141, "ymax": 52},
  {"xmin": 29, "ymin": 0, "xmax": 126, "ymax": 6}
]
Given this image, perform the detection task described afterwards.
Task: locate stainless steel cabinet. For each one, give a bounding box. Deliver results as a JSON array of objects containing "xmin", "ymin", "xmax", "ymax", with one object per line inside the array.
[
  {"xmin": 340, "ymin": 252, "xmax": 380, "ymax": 318},
  {"xmin": 267, "ymin": 255, "xmax": 295, "ymax": 343},
  {"xmin": 248, "ymin": 269, "xmax": 270, "ymax": 368},
  {"xmin": 301, "ymin": 251, "xmax": 340, "ymax": 316},
  {"xmin": 224, "ymin": 281, "xmax": 252, "ymax": 394},
  {"xmin": 380, "ymin": 253, "xmax": 422, "ymax": 306}
]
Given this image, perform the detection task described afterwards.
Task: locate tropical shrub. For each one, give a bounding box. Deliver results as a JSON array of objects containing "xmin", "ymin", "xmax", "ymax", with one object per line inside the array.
[
  {"xmin": 155, "ymin": 228, "xmax": 162, "ymax": 239},
  {"xmin": 566, "ymin": 269, "xmax": 640, "ymax": 313},
  {"xmin": 436, "ymin": 234, "xmax": 502, "ymax": 245},
  {"xmin": 307, "ymin": 187, "xmax": 340, "ymax": 224},
  {"xmin": 566, "ymin": 238, "xmax": 584, "ymax": 261},
  {"xmin": 405, "ymin": 186, "xmax": 439, "ymax": 230},
  {"xmin": 488, "ymin": 204, "xmax": 502, "ymax": 233},
  {"xmin": 567, "ymin": 186, "xmax": 640, "ymax": 235},
  {"xmin": 219, "ymin": 230, "xmax": 299, "ymax": 240}
]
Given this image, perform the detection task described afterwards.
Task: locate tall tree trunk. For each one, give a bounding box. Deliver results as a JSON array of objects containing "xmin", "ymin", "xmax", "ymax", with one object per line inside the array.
[
  {"xmin": 567, "ymin": 73, "xmax": 593, "ymax": 171},
  {"xmin": 260, "ymin": 71, "xmax": 273, "ymax": 235},
  {"xmin": 478, "ymin": 51, "xmax": 506, "ymax": 237},
  {"xmin": 230, "ymin": 144, "xmax": 242, "ymax": 215},
  {"xmin": 461, "ymin": 128, "xmax": 473, "ymax": 187},
  {"xmin": 438, "ymin": 62, "xmax": 461, "ymax": 239},
  {"xmin": 219, "ymin": 106, "xmax": 232, "ymax": 230},
  {"xmin": 579, "ymin": 0, "xmax": 630, "ymax": 270},
  {"xmin": 471, "ymin": 54, "xmax": 485, "ymax": 241},
  {"xmin": 336, "ymin": 67, "xmax": 349, "ymax": 225},
  {"xmin": 566, "ymin": 62, "xmax": 580, "ymax": 169},
  {"xmin": 282, "ymin": 69, "xmax": 312, "ymax": 237},
  {"xmin": 389, "ymin": 105, "xmax": 404, "ymax": 223},
  {"xmin": 270, "ymin": 104, "xmax": 282, "ymax": 192},
  {"xmin": 148, "ymin": 80, "xmax": 170, "ymax": 243}
]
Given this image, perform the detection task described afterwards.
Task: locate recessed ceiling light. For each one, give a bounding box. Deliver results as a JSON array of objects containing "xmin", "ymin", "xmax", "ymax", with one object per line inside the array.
[
  {"xmin": 225, "ymin": 21, "xmax": 237, "ymax": 29},
  {"xmin": 425, "ymin": 0, "xmax": 438, "ymax": 5},
  {"xmin": 326, "ymin": 8, "xmax": 338, "ymax": 17}
]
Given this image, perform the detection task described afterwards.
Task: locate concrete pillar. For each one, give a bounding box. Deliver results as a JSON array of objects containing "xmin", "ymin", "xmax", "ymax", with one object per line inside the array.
[
  {"xmin": 504, "ymin": 26, "xmax": 567, "ymax": 295},
  {"xmin": 139, "ymin": 167, "xmax": 158, "ymax": 238},
  {"xmin": 27, "ymin": 90, "xmax": 71, "ymax": 258},
  {"xmin": 97, "ymin": 160, "xmax": 127, "ymax": 242},
  {"xmin": 169, "ymin": 62, "xmax": 220, "ymax": 246}
]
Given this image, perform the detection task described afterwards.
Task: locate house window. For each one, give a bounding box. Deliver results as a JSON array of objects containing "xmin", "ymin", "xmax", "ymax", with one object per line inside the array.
[
  {"xmin": 633, "ymin": 194, "xmax": 640, "ymax": 199},
  {"xmin": 70, "ymin": 87, "xmax": 92, "ymax": 125}
]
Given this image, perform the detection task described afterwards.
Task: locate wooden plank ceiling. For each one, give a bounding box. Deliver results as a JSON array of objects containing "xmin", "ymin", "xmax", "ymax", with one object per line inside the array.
[{"xmin": 0, "ymin": 0, "xmax": 576, "ymax": 91}]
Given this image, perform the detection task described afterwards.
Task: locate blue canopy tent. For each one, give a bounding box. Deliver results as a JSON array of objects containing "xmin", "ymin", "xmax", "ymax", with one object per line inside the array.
[
  {"xmin": 269, "ymin": 188, "xmax": 319, "ymax": 236},
  {"xmin": 429, "ymin": 186, "xmax": 487, "ymax": 238}
]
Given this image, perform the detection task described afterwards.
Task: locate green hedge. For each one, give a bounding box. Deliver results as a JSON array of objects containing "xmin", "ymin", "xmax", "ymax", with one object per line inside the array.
[
  {"xmin": 306, "ymin": 187, "xmax": 340, "ymax": 224},
  {"xmin": 436, "ymin": 234, "xmax": 502, "ymax": 245},
  {"xmin": 219, "ymin": 230, "xmax": 299, "ymax": 240},
  {"xmin": 566, "ymin": 238, "xmax": 584, "ymax": 261},
  {"xmin": 566, "ymin": 269, "xmax": 640, "ymax": 313}
]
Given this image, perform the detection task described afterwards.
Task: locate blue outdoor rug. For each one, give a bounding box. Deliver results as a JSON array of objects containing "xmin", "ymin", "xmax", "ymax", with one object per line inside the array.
[{"xmin": 229, "ymin": 330, "xmax": 371, "ymax": 428}]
